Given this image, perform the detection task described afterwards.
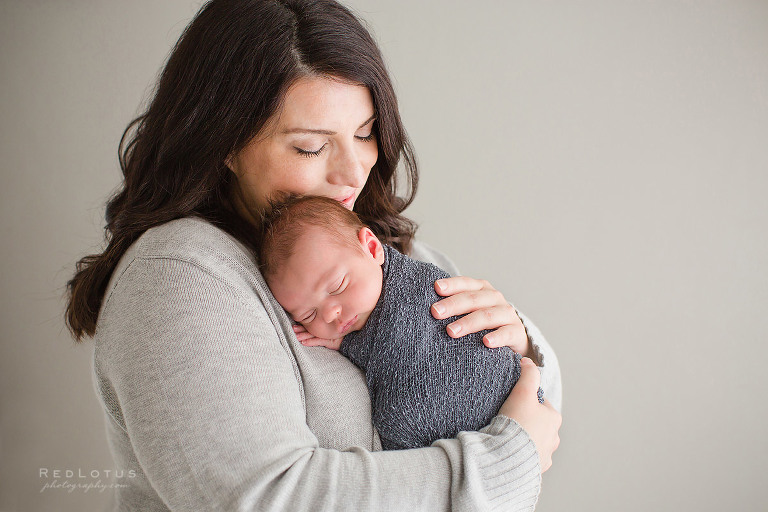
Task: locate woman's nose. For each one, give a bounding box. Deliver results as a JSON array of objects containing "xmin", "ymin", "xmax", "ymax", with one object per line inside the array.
[
  {"xmin": 329, "ymin": 145, "xmax": 367, "ymax": 188},
  {"xmin": 322, "ymin": 302, "xmax": 342, "ymax": 324}
]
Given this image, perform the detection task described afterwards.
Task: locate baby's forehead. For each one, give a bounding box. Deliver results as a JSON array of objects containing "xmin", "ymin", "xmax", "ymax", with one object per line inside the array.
[
  {"xmin": 295, "ymin": 223, "xmax": 357, "ymax": 252},
  {"xmin": 271, "ymin": 225, "xmax": 358, "ymax": 276}
]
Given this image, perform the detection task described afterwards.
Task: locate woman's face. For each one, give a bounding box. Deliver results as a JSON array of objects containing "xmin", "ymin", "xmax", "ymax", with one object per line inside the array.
[{"xmin": 228, "ymin": 76, "xmax": 379, "ymax": 220}]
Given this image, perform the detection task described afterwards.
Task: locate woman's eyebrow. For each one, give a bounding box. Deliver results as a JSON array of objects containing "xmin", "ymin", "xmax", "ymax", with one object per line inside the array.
[
  {"xmin": 357, "ymin": 113, "xmax": 377, "ymax": 129},
  {"xmin": 282, "ymin": 127, "xmax": 335, "ymax": 135},
  {"xmin": 281, "ymin": 113, "xmax": 377, "ymax": 135}
]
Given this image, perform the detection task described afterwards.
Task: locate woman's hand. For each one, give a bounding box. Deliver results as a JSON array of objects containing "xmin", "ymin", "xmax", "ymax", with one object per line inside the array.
[
  {"xmin": 292, "ymin": 324, "xmax": 343, "ymax": 350},
  {"xmin": 431, "ymin": 276, "xmax": 532, "ymax": 357},
  {"xmin": 499, "ymin": 357, "xmax": 562, "ymax": 472}
]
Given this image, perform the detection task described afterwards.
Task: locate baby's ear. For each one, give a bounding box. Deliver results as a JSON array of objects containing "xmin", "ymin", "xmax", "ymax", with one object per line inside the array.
[{"xmin": 358, "ymin": 227, "xmax": 384, "ymax": 264}]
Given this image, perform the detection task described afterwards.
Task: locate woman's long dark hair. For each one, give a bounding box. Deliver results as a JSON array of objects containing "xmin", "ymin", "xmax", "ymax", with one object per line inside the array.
[{"xmin": 66, "ymin": 0, "xmax": 418, "ymax": 341}]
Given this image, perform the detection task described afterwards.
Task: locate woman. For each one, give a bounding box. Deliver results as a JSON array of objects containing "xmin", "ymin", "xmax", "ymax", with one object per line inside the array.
[{"xmin": 66, "ymin": 0, "xmax": 562, "ymax": 510}]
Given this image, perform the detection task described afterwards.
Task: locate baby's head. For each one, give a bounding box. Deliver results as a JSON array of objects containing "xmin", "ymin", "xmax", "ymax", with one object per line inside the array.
[{"xmin": 260, "ymin": 196, "xmax": 385, "ymax": 340}]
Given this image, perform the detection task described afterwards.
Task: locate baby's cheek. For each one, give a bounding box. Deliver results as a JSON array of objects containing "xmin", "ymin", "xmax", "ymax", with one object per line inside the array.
[
  {"xmin": 365, "ymin": 281, "xmax": 381, "ymax": 308},
  {"xmin": 307, "ymin": 323, "xmax": 330, "ymax": 339}
]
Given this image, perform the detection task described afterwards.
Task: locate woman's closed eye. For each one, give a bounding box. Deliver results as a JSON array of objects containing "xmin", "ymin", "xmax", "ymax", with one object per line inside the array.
[
  {"xmin": 294, "ymin": 143, "xmax": 327, "ymax": 158},
  {"xmin": 295, "ymin": 134, "xmax": 372, "ymax": 157},
  {"xmin": 355, "ymin": 132, "xmax": 375, "ymax": 142},
  {"xmin": 355, "ymin": 117, "xmax": 377, "ymax": 142}
]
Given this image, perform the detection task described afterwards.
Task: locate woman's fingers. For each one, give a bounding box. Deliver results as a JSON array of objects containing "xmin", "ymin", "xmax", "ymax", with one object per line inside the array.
[
  {"xmin": 431, "ymin": 287, "xmax": 507, "ymax": 320},
  {"xmin": 432, "ymin": 276, "xmax": 530, "ymax": 356},
  {"xmin": 434, "ymin": 276, "xmax": 490, "ymax": 296},
  {"xmin": 481, "ymin": 323, "xmax": 530, "ymax": 356},
  {"xmin": 442, "ymin": 303, "xmax": 517, "ymax": 338}
]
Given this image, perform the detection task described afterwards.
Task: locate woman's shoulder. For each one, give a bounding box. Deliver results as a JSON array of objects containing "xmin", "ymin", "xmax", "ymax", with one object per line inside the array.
[
  {"xmin": 126, "ymin": 216, "xmax": 255, "ymax": 267},
  {"xmin": 409, "ymin": 239, "xmax": 460, "ymax": 277},
  {"xmin": 104, "ymin": 216, "xmax": 263, "ymax": 306}
]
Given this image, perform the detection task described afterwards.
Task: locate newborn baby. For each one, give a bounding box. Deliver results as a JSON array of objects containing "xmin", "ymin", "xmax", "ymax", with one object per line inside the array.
[{"xmin": 259, "ymin": 196, "xmax": 542, "ymax": 450}]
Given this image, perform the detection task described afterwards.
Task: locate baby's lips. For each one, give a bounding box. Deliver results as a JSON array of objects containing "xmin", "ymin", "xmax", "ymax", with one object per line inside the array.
[{"xmin": 339, "ymin": 315, "xmax": 359, "ymax": 335}]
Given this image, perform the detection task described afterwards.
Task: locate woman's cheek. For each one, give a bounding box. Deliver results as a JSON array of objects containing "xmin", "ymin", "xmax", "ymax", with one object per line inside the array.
[
  {"xmin": 277, "ymin": 165, "xmax": 317, "ymax": 196},
  {"xmin": 364, "ymin": 143, "xmax": 378, "ymax": 173}
]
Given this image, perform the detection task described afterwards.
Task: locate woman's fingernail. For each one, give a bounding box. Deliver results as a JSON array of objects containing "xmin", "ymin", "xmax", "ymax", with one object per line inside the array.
[
  {"xmin": 433, "ymin": 303, "xmax": 445, "ymax": 316},
  {"xmin": 448, "ymin": 324, "xmax": 461, "ymax": 336},
  {"xmin": 485, "ymin": 334, "xmax": 496, "ymax": 346},
  {"xmin": 436, "ymin": 280, "xmax": 447, "ymax": 292}
]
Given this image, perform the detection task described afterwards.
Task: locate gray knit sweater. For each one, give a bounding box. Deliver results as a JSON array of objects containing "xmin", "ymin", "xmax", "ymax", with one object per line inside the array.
[
  {"xmin": 92, "ymin": 217, "xmax": 562, "ymax": 511},
  {"xmin": 342, "ymin": 245, "xmax": 541, "ymax": 450}
]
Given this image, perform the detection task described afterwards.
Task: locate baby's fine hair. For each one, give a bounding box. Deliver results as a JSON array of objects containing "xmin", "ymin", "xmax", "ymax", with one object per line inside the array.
[{"xmin": 259, "ymin": 196, "xmax": 366, "ymax": 280}]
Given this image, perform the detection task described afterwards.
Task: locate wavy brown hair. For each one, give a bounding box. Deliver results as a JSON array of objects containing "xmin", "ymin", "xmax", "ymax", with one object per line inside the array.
[{"xmin": 66, "ymin": 0, "xmax": 418, "ymax": 341}]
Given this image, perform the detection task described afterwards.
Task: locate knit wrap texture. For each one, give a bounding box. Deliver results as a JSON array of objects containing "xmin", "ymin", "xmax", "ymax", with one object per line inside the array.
[{"xmin": 340, "ymin": 244, "xmax": 542, "ymax": 451}]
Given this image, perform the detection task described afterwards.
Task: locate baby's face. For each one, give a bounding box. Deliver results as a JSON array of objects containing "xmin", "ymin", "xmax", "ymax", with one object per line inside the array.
[{"xmin": 269, "ymin": 226, "xmax": 385, "ymax": 340}]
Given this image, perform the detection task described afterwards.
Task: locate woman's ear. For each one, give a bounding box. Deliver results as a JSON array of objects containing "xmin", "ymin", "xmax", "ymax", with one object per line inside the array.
[
  {"xmin": 224, "ymin": 151, "xmax": 239, "ymax": 175},
  {"xmin": 358, "ymin": 227, "xmax": 384, "ymax": 264}
]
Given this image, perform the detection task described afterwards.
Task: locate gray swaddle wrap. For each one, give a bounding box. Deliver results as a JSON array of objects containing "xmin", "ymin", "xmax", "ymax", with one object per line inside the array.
[{"xmin": 341, "ymin": 244, "xmax": 543, "ymax": 450}]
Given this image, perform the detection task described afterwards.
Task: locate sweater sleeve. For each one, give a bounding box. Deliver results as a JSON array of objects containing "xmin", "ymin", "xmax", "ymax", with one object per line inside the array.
[{"xmin": 96, "ymin": 255, "xmax": 542, "ymax": 512}]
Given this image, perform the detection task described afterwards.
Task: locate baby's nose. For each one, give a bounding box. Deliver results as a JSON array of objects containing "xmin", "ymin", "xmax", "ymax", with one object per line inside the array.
[{"xmin": 322, "ymin": 303, "xmax": 342, "ymax": 323}]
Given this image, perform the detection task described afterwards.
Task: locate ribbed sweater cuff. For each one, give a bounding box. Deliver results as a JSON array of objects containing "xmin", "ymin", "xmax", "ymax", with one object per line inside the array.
[{"xmin": 471, "ymin": 415, "xmax": 541, "ymax": 511}]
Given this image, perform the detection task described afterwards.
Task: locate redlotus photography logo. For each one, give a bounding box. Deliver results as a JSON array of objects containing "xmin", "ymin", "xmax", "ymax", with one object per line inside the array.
[{"xmin": 38, "ymin": 468, "xmax": 136, "ymax": 494}]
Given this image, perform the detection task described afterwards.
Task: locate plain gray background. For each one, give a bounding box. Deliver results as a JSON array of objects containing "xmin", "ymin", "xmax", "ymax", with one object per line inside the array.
[{"xmin": 1, "ymin": 1, "xmax": 766, "ymax": 510}]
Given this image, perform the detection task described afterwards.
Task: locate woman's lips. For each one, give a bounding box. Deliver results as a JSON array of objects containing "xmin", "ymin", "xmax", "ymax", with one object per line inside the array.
[
  {"xmin": 336, "ymin": 192, "xmax": 356, "ymax": 209},
  {"xmin": 339, "ymin": 315, "xmax": 359, "ymax": 335}
]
